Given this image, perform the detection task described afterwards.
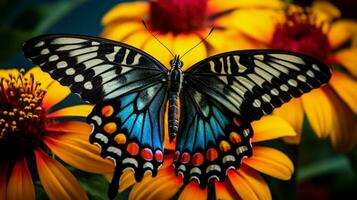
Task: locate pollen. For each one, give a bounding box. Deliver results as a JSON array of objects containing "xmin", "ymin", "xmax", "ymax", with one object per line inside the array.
[{"xmin": 0, "ymin": 69, "xmax": 47, "ymax": 157}]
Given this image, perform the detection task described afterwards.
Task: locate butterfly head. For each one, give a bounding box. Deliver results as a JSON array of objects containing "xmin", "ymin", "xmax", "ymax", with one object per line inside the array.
[{"xmin": 170, "ymin": 55, "xmax": 184, "ymax": 69}]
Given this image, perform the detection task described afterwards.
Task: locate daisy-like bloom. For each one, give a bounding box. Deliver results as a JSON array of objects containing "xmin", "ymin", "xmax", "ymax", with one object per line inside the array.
[
  {"xmin": 225, "ymin": 2, "xmax": 357, "ymax": 151},
  {"xmin": 0, "ymin": 67, "xmax": 113, "ymax": 199},
  {"xmin": 109, "ymin": 116, "xmax": 295, "ymax": 200},
  {"xmin": 101, "ymin": 0, "xmax": 284, "ymax": 70}
]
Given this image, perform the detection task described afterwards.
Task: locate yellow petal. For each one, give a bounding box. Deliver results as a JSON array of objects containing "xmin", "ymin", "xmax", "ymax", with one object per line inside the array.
[
  {"xmin": 301, "ymin": 88, "xmax": 334, "ymax": 138},
  {"xmin": 122, "ymin": 29, "xmax": 152, "ymax": 49},
  {"xmin": 6, "ymin": 158, "xmax": 35, "ymax": 200},
  {"xmin": 35, "ymin": 149, "xmax": 88, "ymax": 200},
  {"xmin": 333, "ymin": 48, "xmax": 357, "ymax": 79},
  {"xmin": 251, "ymin": 116, "xmax": 296, "ymax": 143},
  {"xmin": 214, "ymin": 180, "xmax": 241, "ymax": 200},
  {"xmin": 46, "ymin": 104, "xmax": 94, "ymax": 119},
  {"xmin": 0, "ymin": 162, "xmax": 8, "ymax": 200},
  {"xmin": 311, "ymin": 1, "xmax": 341, "ymax": 22},
  {"xmin": 119, "ymin": 171, "xmax": 136, "ymax": 192},
  {"xmin": 178, "ymin": 181, "xmax": 207, "ymax": 200},
  {"xmin": 324, "ymin": 87, "xmax": 357, "ymax": 151},
  {"xmin": 102, "ymin": 2, "xmax": 149, "ymax": 26},
  {"xmin": 129, "ymin": 167, "xmax": 182, "ymax": 200},
  {"xmin": 218, "ymin": 9, "xmax": 283, "ymax": 43},
  {"xmin": 142, "ymin": 34, "xmax": 173, "ymax": 68},
  {"xmin": 208, "ymin": 0, "xmax": 283, "ymax": 13},
  {"xmin": 44, "ymin": 122, "xmax": 114, "ymax": 173},
  {"xmin": 273, "ymin": 98, "xmax": 304, "ymax": 144},
  {"xmin": 0, "ymin": 69, "xmax": 20, "ymax": 79},
  {"xmin": 42, "ymin": 80, "xmax": 70, "ymax": 110},
  {"xmin": 102, "ymin": 22, "xmax": 144, "ymax": 42},
  {"xmin": 172, "ymin": 34, "xmax": 207, "ymax": 70},
  {"xmin": 243, "ymin": 146, "xmax": 294, "ymax": 180},
  {"xmin": 329, "ymin": 72, "xmax": 357, "ymax": 114},
  {"xmin": 25, "ymin": 66, "xmax": 54, "ymax": 90},
  {"xmin": 228, "ymin": 166, "xmax": 271, "ymax": 200},
  {"xmin": 328, "ymin": 20, "xmax": 357, "ymax": 48}
]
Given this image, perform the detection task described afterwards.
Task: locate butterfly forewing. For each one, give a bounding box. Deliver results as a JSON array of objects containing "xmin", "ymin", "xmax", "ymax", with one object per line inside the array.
[
  {"xmin": 22, "ymin": 34, "xmax": 168, "ymax": 103},
  {"xmin": 185, "ymin": 50, "xmax": 331, "ymax": 121}
]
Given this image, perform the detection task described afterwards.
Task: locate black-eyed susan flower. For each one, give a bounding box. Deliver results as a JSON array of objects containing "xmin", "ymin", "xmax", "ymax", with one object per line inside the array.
[
  {"xmin": 0, "ymin": 67, "xmax": 113, "ymax": 199},
  {"xmin": 101, "ymin": 0, "xmax": 284, "ymax": 70},
  {"xmin": 107, "ymin": 116, "xmax": 295, "ymax": 200}
]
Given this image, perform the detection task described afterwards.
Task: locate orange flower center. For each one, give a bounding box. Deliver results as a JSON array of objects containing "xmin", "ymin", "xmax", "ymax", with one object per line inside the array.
[
  {"xmin": 0, "ymin": 70, "xmax": 47, "ymax": 160},
  {"xmin": 270, "ymin": 10, "xmax": 331, "ymax": 61},
  {"xmin": 149, "ymin": 0, "xmax": 208, "ymax": 34}
]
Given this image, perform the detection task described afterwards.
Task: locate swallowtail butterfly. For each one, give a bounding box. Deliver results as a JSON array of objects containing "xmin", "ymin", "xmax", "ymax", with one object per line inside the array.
[{"xmin": 23, "ymin": 34, "xmax": 331, "ymax": 199}]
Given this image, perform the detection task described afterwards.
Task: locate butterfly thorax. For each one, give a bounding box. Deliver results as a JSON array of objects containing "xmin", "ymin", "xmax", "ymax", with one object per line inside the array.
[{"xmin": 168, "ymin": 55, "xmax": 184, "ymax": 142}]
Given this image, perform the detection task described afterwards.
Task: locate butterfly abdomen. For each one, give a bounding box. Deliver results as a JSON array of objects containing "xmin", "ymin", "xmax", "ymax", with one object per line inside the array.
[{"xmin": 168, "ymin": 94, "xmax": 179, "ymax": 142}]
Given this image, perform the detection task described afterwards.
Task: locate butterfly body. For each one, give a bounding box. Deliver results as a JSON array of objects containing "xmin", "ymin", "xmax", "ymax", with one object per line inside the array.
[
  {"xmin": 168, "ymin": 55, "xmax": 184, "ymax": 142},
  {"xmin": 22, "ymin": 34, "xmax": 332, "ymax": 199}
]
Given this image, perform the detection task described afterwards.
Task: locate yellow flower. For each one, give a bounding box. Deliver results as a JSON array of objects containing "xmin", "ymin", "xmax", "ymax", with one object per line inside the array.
[
  {"xmin": 0, "ymin": 67, "xmax": 113, "ymax": 199},
  {"xmin": 101, "ymin": 0, "xmax": 283, "ymax": 70},
  {"xmin": 227, "ymin": 2, "xmax": 357, "ymax": 151},
  {"xmin": 107, "ymin": 116, "xmax": 295, "ymax": 200}
]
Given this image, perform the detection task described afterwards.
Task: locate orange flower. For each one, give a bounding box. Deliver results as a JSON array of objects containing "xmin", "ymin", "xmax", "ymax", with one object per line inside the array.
[
  {"xmin": 0, "ymin": 67, "xmax": 113, "ymax": 199},
  {"xmin": 107, "ymin": 116, "xmax": 295, "ymax": 200},
  {"xmin": 225, "ymin": 2, "xmax": 357, "ymax": 151},
  {"xmin": 101, "ymin": 0, "xmax": 283, "ymax": 69}
]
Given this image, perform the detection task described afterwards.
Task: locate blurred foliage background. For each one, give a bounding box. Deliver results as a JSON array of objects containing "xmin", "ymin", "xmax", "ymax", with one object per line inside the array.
[{"xmin": 1, "ymin": 0, "xmax": 356, "ymax": 199}]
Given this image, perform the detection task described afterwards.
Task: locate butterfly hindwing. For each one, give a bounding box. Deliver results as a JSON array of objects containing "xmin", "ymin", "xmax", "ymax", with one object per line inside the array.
[
  {"xmin": 185, "ymin": 50, "xmax": 331, "ymax": 121},
  {"xmin": 174, "ymin": 86, "xmax": 253, "ymax": 186},
  {"xmin": 88, "ymin": 81, "xmax": 167, "ymax": 197},
  {"xmin": 22, "ymin": 34, "xmax": 168, "ymax": 103}
]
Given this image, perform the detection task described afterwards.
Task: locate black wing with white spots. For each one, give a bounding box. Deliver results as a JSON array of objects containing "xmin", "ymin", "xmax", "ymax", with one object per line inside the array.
[
  {"xmin": 22, "ymin": 34, "xmax": 168, "ymax": 104},
  {"xmin": 185, "ymin": 49, "xmax": 331, "ymax": 122}
]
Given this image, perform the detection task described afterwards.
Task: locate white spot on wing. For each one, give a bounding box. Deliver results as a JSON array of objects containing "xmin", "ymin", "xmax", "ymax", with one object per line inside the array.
[
  {"xmin": 107, "ymin": 146, "xmax": 122, "ymax": 156},
  {"xmin": 49, "ymin": 55, "xmax": 59, "ymax": 61},
  {"xmin": 35, "ymin": 41, "xmax": 45, "ymax": 47},
  {"xmin": 105, "ymin": 46, "xmax": 121, "ymax": 62},
  {"xmin": 122, "ymin": 158, "xmax": 138, "ymax": 168},
  {"xmin": 52, "ymin": 37, "xmax": 87, "ymax": 44},
  {"xmin": 41, "ymin": 49, "xmax": 50, "ymax": 55},
  {"xmin": 69, "ymin": 46, "xmax": 99, "ymax": 56},
  {"xmin": 74, "ymin": 74, "xmax": 84, "ymax": 82},
  {"xmin": 84, "ymin": 81, "xmax": 93, "ymax": 90},
  {"xmin": 94, "ymin": 133, "xmax": 108, "ymax": 143},
  {"xmin": 91, "ymin": 115, "xmax": 102, "ymax": 125},
  {"xmin": 269, "ymin": 54, "xmax": 305, "ymax": 64},
  {"xmin": 56, "ymin": 44, "xmax": 83, "ymax": 51},
  {"xmin": 65, "ymin": 68, "xmax": 75, "ymax": 75},
  {"xmin": 57, "ymin": 61, "xmax": 68, "ymax": 68},
  {"xmin": 77, "ymin": 52, "xmax": 98, "ymax": 63}
]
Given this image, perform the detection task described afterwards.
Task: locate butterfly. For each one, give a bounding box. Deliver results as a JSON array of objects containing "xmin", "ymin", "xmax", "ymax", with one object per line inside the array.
[{"xmin": 23, "ymin": 34, "xmax": 331, "ymax": 199}]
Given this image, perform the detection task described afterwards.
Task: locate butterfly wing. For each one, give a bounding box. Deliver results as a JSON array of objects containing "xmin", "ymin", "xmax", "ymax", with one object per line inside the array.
[
  {"xmin": 175, "ymin": 50, "xmax": 331, "ymax": 186},
  {"xmin": 185, "ymin": 49, "xmax": 331, "ymax": 121},
  {"xmin": 23, "ymin": 34, "xmax": 168, "ymax": 103},
  {"xmin": 23, "ymin": 34, "xmax": 169, "ymax": 198}
]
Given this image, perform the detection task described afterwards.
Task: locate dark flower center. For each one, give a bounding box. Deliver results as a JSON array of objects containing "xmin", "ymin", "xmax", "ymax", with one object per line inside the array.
[
  {"xmin": 270, "ymin": 10, "xmax": 331, "ymax": 61},
  {"xmin": 149, "ymin": 0, "xmax": 208, "ymax": 34},
  {"xmin": 0, "ymin": 70, "xmax": 47, "ymax": 160}
]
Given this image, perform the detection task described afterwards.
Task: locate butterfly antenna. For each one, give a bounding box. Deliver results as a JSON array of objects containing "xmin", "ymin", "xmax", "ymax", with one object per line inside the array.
[
  {"xmin": 142, "ymin": 20, "xmax": 175, "ymax": 57},
  {"xmin": 181, "ymin": 27, "xmax": 215, "ymax": 59}
]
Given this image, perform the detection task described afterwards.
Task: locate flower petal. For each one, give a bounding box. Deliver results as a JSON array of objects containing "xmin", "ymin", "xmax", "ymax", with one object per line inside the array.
[
  {"xmin": 219, "ymin": 9, "xmax": 283, "ymax": 43},
  {"xmin": 6, "ymin": 158, "xmax": 35, "ymax": 200},
  {"xmin": 273, "ymin": 98, "xmax": 304, "ymax": 144},
  {"xmin": 142, "ymin": 34, "xmax": 173, "ymax": 67},
  {"xmin": 329, "ymin": 72, "xmax": 357, "ymax": 114},
  {"xmin": 215, "ymin": 180, "xmax": 241, "ymax": 200},
  {"xmin": 243, "ymin": 146, "xmax": 294, "ymax": 180},
  {"xmin": 0, "ymin": 162, "xmax": 8, "ymax": 200},
  {"xmin": 122, "ymin": 29, "xmax": 151, "ymax": 48},
  {"xmin": 311, "ymin": 1, "xmax": 340, "ymax": 22},
  {"xmin": 172, "ymin": 34, "xmax": 207, "ymax": 70},
  {"xmin": 208, "ymin": 0, "xmax": 283, "ymax": 13},
  {"xmin": 102, "ymin": 22, "xmax": 144, "ymax": 42},
  {"xmin": 178, "ymin": 181, "xmax": 207, "ymax": 200},
  {"xmin": 333, "ymin": 48, "xmax": 357, "ymax": 79},
  {"xmin": 46, "ymin": 104, "xmax": 94, "ymax": 119},
  {"xmin": 102, "ymin": 1, "xmax": 149, "ymax": 26},
  {"xmin": 44, "ymin": 122, "xmax": 114, "ymax": 173},
  {"xmin": 324, "ymin": 87, "xmax": 357, "ymax": 151},
  {"xmin": 302, "ymin": 88, "xmax": 335, "ymax": 138},
  {"xmin": 129, "ymin": 167, "xmax": 183, "ymax": 200},
  {"xmin": 42, "ymin": 80, "xmax": 70, "ymax": 110},
  {"xmin": 328, "ymin": 20, "xmax": 357, "ymax": 48},
  {"xmin": 25, "ymin": 67, "xmax": 54, "ymax": 90},
  {"xmin": 228, "ymin": 166, "xmax": 271, "ymax": 200},
  {"xmin": 35, "ymin": 149, "xmax": 88, "ymax": 200},
  {"xmin": 251, "ymin": 116, "xmax": 296, "ymax": 143},
  {"xmin": 0, "ymin": 69, "xmax": 20, "ymax": 79}
]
